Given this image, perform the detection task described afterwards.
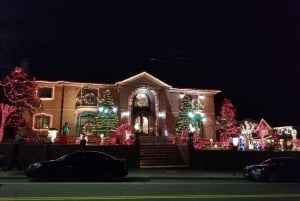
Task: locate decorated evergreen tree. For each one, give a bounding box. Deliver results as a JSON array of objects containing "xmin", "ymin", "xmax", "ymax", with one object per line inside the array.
[
  {"xmin": 0, "ymin": 66, "xmax": 40, "ymax": 136},
  {"xmin": 92, "ymin": 89, "xmax": 119, "ymax": 137},
  {"xmin": 175, "ymin": 95, "xmax": 194, "ymax": 135},
  {"xmin": 217, "ymin": 98, "xmax": 239, "ymax": 141},
  {"xmin": 92, "ymin": 113, "xmax": 105, "ymax": 136}
]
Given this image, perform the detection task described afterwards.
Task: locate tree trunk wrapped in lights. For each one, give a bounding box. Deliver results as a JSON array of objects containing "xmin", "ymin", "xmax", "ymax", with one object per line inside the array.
[{"xmin": 0, "ymin": 103, "xmax": 16, "ymax": 142}]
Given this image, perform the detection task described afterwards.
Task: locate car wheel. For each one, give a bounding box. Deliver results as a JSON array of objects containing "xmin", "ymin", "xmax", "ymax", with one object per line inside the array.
[
  {"xmin": 268, "ymin": 172, "xmax": 277, "ymax": 182},
  {"xmin": 103, "ymin": 170, "xmax": 112, "ymax": 178}
]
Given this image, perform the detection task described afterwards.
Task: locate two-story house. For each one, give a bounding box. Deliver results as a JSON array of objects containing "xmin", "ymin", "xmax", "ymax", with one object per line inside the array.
[{"xmin": 31, "ymin": 72, "xmax": 221, "ymax": 142}]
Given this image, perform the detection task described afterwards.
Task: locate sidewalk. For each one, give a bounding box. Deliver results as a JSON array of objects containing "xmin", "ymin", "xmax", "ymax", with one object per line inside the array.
[
  {"xmin": 0, "ymin": 168, "xmax": 244, "ymax": 180},
  {"xmin": 128, "ymin": 168, "xmax": 244, "ymax": 180}
]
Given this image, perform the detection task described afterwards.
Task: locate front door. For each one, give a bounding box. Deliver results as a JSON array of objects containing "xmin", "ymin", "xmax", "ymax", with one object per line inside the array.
[
  {"xmin": 131, "ymin": 92, "xmax": 156, "ymax": 136},
  {"xmin": 134, "ymin": 113, "xmax": 150, "ymax": 135}
]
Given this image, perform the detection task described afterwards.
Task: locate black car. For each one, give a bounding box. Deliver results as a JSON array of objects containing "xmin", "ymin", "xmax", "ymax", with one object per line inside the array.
[
  {"xmin": 244, "ymin": 157, "xmax": 300, "ymax": 182},
  {"xmin": 24, "ymin": 150, "xmax": 128, "ymax": 180},
  {"xmin": 0, "ymin": 154, "xmax": 8, "ymax": 170}
]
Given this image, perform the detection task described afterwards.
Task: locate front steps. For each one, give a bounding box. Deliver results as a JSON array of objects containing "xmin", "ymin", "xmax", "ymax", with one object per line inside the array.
[{"xmin": 139, "ymin": 144, "xmax": 188, "ymax": 168}]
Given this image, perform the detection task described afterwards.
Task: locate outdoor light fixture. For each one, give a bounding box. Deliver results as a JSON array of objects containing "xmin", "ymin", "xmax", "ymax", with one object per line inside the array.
[
  {"xmin": 179, "ymin": 94, "xmax": 185, "ymax": 99},
  {"xmin": 98, "ymin": 105, "xmax": 117, "ymax": 137},
  {"xmin": 47, "ymin": 128, "xmax": 58, "ymax": 143},
  {"xmin": 158, "ymin": 111, "xmax": 166, "ymax": 118},
  {"xmin": 232, "ymin": 137, "xmax": 239, "ymax": 146},
  {"xmin": 100, "ymin": 133, "xmax": 104, "ymax": 145},
  {"xmin": 121, "ymin": 111, "xmax": 129, "ymax": 118},
  {"xmin": 232, "ymin": 137, "xmax": 239, "ymax": 151}
]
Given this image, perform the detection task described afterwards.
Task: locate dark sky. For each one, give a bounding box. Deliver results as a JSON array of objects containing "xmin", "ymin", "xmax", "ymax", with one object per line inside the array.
[{"xmin": 1, "ymin": 0, "xmax": 300, "ymax": 126}]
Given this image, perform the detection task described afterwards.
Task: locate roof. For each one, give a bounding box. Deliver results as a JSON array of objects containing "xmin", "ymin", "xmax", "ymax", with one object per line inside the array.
[
  {"xmin": 36, "ymin": 71, "xmax": 221, "ymax": 95},
  {"xmin": 116, "ymin": 71, "xmax": 172, "ymax": 89},
  {"xmin": 258, "ymin": 118, "xmax": 272, "ymax": 129}
]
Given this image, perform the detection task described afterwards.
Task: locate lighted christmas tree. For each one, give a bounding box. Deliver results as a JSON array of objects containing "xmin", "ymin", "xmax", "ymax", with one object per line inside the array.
[
  {"xmin": 92, "ymin": 89, "xmax": 119, "ymax": 137},
  {"xmin": 175, "ymin": 95, "xmax": 194, "ymax": 135},
  {"xmin": 92, "ymin": 113, "xmax": 105, "ymax": 136},
  {"xmin": 0, "ymin": 66, "xmax": 40, "ymax": 131},
  {"xmin": 217, "ymin": 98, "xmax": 239, "ymax": 141}
]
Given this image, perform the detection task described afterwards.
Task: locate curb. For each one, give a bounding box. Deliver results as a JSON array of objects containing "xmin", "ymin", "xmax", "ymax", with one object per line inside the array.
[{"xmin": 0, "ymin": 170, "xmax": 245, "ymax": 180}]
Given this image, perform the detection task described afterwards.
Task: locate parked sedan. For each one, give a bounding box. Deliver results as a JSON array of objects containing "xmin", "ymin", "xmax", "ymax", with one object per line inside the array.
[
  {"xmin": 24, "ymin": 150, "xmax": 128, "ymax": 180},
  {"xmin": 244, "ymin": 157, "xmax": 300, "ymax": 182},
  {"xmin": 0, "ymin": 154, "xmax": 7, "ymax": 170}
]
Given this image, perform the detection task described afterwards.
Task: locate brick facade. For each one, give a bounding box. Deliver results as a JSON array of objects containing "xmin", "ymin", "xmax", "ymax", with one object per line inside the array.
[{"xmin": 26, "ymin": 72, "xmax": 221, "ymax": 140}]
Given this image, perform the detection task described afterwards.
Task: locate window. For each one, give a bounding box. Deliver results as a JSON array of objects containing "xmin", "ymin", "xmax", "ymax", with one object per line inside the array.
[
  {"xmin": 134, "ymin": 93, "xmax": 149, "ymax": 107},
  {"xmin": 76, "ymin": 88, "xmax": 98, "ymax": 106},
  {"xmin": 38, "ymin": 87, "xmax": 53, "ymax": 99},
  {"xmin": 78, "ymin": 112, "xmax": 96, "ymax": 135},
  {"xmin": 82, "ymin": 92, "xmax": 96, "ymax": 106},
  {"xmin": 34, "ymin": 114, "xmax": 51, "ymax": 129}
]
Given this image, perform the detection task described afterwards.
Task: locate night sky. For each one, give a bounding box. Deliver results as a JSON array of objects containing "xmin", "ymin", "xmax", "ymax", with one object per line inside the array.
[{"xmin": 1, "ymin": 0, "xmax": 300, "ymax": 127}]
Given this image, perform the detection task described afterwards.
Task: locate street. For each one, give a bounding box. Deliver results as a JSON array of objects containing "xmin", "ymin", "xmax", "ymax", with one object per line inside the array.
[{"xmin": 1, "ymin": 177, "xmax": 300, "ymax": 200}]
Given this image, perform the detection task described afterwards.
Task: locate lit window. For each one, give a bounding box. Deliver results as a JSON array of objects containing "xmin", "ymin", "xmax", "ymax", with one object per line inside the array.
[
  {"xmin": 34, "ymin": 114, "xmax": 51, "ymax": 129},
  {"xmin": 134, "ymin": 93, "xmax": 149, "ymax": 107},
  {"xmin": 79, "ymin": 88, "xmax": 98, "ymax": 106},
  {"xmin": 38, "ymin": 87, "xmax": 53, "ymax": 99}
]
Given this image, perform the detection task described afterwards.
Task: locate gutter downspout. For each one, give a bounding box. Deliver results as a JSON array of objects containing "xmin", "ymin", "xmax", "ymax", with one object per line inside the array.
[{"xmin": 59, "ymin": 85, "xmax": 65, "ymax": 135}]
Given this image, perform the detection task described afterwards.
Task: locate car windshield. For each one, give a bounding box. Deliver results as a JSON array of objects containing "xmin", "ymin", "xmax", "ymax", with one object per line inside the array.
[
  {"xmin": 261, "ymin": 159, "xmax": 273, "ymax": 165},
  {"xmin": 55, "ymin": 151, "xmax": 117, "ymax": 162},
  {"xmin": 260, "ymin": 157, "xmax": 295, "ymax": 165},
  {"xmin": 56, "ymin": 154, "xmax": 68, "ymax": 161}
]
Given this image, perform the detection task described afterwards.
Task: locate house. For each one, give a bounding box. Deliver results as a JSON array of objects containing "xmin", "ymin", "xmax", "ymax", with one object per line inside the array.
[{"xmin": 29, "ymin": 72, "xmax": 221, "ymax": 142}]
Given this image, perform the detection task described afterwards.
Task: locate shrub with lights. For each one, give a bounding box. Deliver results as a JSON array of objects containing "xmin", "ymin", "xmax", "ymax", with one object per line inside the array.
[{"xmin": 116, "ymin": 123, "xmax": 135, "ymax": 145}]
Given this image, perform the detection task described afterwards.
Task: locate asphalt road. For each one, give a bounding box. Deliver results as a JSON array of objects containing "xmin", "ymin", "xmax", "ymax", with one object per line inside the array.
[{"xmin": 1, "ymin": 177, "xmax": 300, "ymax": 201}]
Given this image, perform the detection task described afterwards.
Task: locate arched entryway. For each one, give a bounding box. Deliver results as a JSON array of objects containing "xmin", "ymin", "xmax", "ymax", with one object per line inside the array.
[
  {"xmin": 129, "ymin": 87, "xmax": 158, "ymax": 136},
  {"xmin": 75, "ymin": 112, "xmax": 96, "ymax": 136}
]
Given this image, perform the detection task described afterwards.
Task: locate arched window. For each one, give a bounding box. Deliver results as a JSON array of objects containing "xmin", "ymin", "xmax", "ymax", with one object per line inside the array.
[
  {"xmin": 134, "ymin": 93, "xmax": 149, "ymax": 108},
  {"xmin": 76, "ymin": 112, "xmax": 96, "ymax": 135}
]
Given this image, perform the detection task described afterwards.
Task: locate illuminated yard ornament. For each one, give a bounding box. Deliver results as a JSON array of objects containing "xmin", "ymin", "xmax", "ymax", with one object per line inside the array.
[
  {"xmin": 80, "ymin": 133, "xmax": 88, "ymax": 143},
  {"xmin": 125, "ymin": 131, "xmax": 131, "ymax": 140},
  {"xmin": 209, "ymin": 138, "xmax": 213, "ymax": 147},
  {"xmin": 232, "ymin": 136, "xmax": 239, "ymax": 150},
  {"xmin": 256, "ymin": 119, "xmax": 272, "ymax": 150},
  {"xmin": 238, "ymin": 135, "xmax": 246, "ymax": 150},
  {"xmin": 188, "ymin": 111, "xmax": 205, "ymax": 138},
  {"xmin": 116, "ymin": 124, "xmax": 135, "ymax": 145},
  {"xmin": 46, "ymin": 128, "xmax": 58, "ymax": 143},
  {"xmin": 164, "ymin": 127, "xmax": 168, "ymax": 137},
  {"xmin": 99, "ymin": 133, "xmax": 104, "ymax": 145},
  {"xmin": 273, "ymin": 125, "xmax": 298, "ymax": 151},
  {"xmin": 240, "ymin": 120, "xmax": 257, "ymax": 150},
  {"xmin": 83, "ymin": 120, "xmax": 93, "ymax": 136}
]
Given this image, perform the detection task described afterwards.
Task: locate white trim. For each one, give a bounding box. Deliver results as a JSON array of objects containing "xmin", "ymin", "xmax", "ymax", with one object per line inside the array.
[
  {"xmin": 117, "ymin": 71, "xmax": 172, "ymax": 88},
  {"xmin": 32, "ymin": 113, "xmax": 53, "ymax": 131}
]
